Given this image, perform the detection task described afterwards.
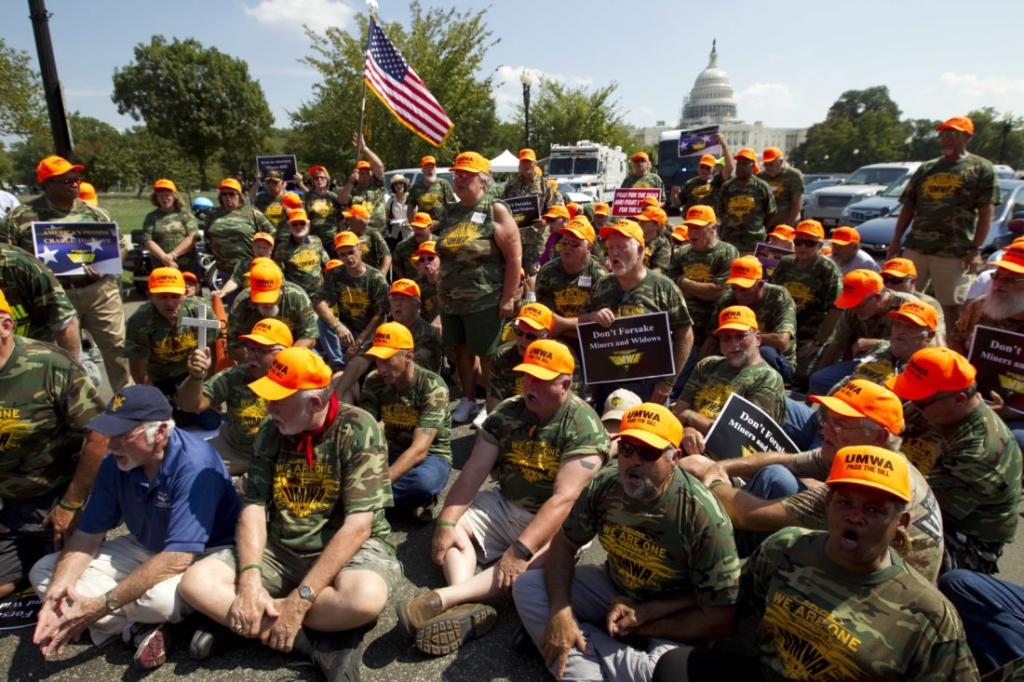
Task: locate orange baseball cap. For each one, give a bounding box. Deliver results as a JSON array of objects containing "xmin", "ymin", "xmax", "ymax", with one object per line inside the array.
[
  {"xmin": 182, "ymin": 271, "xmax": 199, "ymax": 285},
  {"xmin": 37, "ymin": 155, "xmax": 85, "ymax": 183},
  {"xmin": 239, "ymin": 318, "xmax": 294, "ymax": 347},
  {"xmin": 795, "ymin": 219, "xmax": 825, "ymax": 240},
  {"xmin": 714, "ymin": 305, "xmax": 759, "ymax": 334},
  {"xmin": 566, "ymin": 202, "xmax": 580, "ymax": 219},
  {"xmin": 762, "ymin": 147, "xmax": 783, "ymax": 163},
  {"xmin": 389, "ymin": 278, "xmax": 421, "ymax": 298},
  {"xmin": 699, "ymin": 154, "xmax": 716, "ymax": 167},
  {"xmin": 612, "ymin": 403, "xmax": 682, "ymax": 450},
  {"xmin": 887, "ymin": 300, "xmax": 938, "ymax": 330},
  {"xmin": 683, "ymin": 205, "xmax": 717, "ymax": 227},
  {"xmin": 830, "ymin": 226, "xmax": 861, "ymax": 245},
  {"xmin": 282, "ymin": 192, "xmax": 302, "ymax": 209},
  {"xmin": 994, "ymin": 249, "xmax": 1024, "ymax": 275},
  {"xmin": 218, "ymin": 178, "xmax": 242, "ymax": 194},
  {"xmin": 881, "ymin": 258, "xmax": 917, "ymax": 278},
  {"xmin": 559, "ymin": 216, "xmax": 595, "ymax": 244},
  {"xmin": 513, "ymin": 339, "xmax": 575, "ymax": 380},
  {"xmin": 631, "ymin": 151, "xmax": 650, "ymax": 163},
  {"xmin": 77, "ymin": 182, "xmax": 98, "ymax": 206},
  {"xmin": 886, "ymin": 347, "xmax": 977, "ymax": 401},
  {"xmin": 288, "ymin": 208, "xmax": 309, "ymax": 223},
  {"xmin": 249, "ymin": 347, "xmax": 332, "ymax": 400},
  {"xmin": 543, "ymin": 205, "xmax": 570, "ymax": 222},
  {"xmin": 308, "ymin": 165, "xmax": 329, "ymax": 177},
  {"xmin": 253, "ymin": 232, "xmax": 275, "ymax": 246},
  {"xmin": 726, "ymin": 256, "xmax": 763, "ymax": 287},
  {"xmin": 410, "ymin": 212, "xmax": 432, "ymax": 229},
  {"xmin": 148, "ymin": 267, "xmax": 186, "ymax": 295},
  {"xmin": 593, "ymin": 202, "xmax": 610, "ymax": 216},
  {"xmin": 519, "ymin": 149, "xmax": 537, "ymax": 161},
  {"xmin": 343, "ymin": 204, "xmax": 370, "ymax": 220},
  {"xmin": 249, "ymin": 258, "xmax": 284, "ymax": 304},
  {"xmin": 936, "ymin": 116, "xmax": 974, "ymax": 135},
  {"xmin": 671, "ymin": 224, "xmax": 690, "ymax": 243},
  {"xmin": 421, "ymin": 156, "xmax": 436, "ymax": 166},
  {"xmin": 334, "ymin": 231, "xmax": 360, "ymax": 250},
  {"xmin": 355, "ymin": 160, "xmax": 372, "ymax": 170},
  {"xmin": 826, "ymin": 446, "xmax": 911, "ymax": 503},
  {"xmin": 769, "ymin": 224, "xmax": 795, "ymax": 241},
  {"xmin": 365, "ymin": 322, "xmax": 415, "ymax": 359},
  {"xmin": 452, "ymin": 151, "xmax": 490, "ymax": 174},
  {"xmin": 810, "ymin": 379, "xmax": 905, "ymax": 435},
  {"xmin": 600, "ymin": 219, "xmax": 645, "ymax": 248},
  {"xmin": 835, "ymin": 269, "xmax": 884, "ymax": 309},
  {"xmin": 635, "ymin": 206, "xmax": 668, "ymax": 226},
  {"xmin": 0, "ymin": 289, "xmax": 10, "ymax": 317},
  {"xmin": 153, "ymin": 178, "xmax": 177, "ymax": 192},
  {"xmin": 414, "ymin": 240, "xmax": 437, "ymax": 258},
  {"xmin": 323, "ymin": 259, "xmax": 343, "ymax": 272},
  {"xmin": 734, "ymin": 147, "xmax": 757, "ymax": 162},
  {"xmin": 640, "ymin": 196, "xmax": 661, "ymax": 209},
  {"xmin": 515, "ymin": 302, "xmax": 555, "ymax": 332}
]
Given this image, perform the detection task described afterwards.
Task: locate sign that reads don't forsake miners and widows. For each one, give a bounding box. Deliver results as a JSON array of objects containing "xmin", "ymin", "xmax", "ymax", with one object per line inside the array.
[
  {"xmin": 968, "ymin": 325, "xmax": 1024, "ymax": 414},
  {"xmin": 577, "ymin": 311, "xmax": 674, "ymax": 385},
  {"xmin": 703, "ymin": 393, "xmax": 798, "ymax": 460}
]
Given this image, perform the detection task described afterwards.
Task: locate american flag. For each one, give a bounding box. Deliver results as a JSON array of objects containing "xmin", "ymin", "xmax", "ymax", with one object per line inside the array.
[{"xmin": 364, "ymin": 18, "xmax": 454, "ymax": 147}]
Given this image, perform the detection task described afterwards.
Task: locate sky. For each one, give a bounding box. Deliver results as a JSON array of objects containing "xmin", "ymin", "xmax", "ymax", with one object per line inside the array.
[{"xmin": 3, "ymin": 0, "xmax": 1023, "ymax": 143}]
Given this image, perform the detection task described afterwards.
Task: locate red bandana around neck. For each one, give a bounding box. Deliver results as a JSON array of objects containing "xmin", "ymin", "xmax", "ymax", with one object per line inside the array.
[{"xmin": 295, "ymin": 393, "xmax": 340, "ymax": 467}]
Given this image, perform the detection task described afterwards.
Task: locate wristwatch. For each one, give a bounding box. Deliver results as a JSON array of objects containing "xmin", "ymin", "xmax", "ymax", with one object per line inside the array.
[
  {"xmin": 297, "ymin": 585, "xmax": 317, "ymax": 604},
  {"xmin": 512, "ymin": 539, "xmax": 535, "ymax": 561},
  {"xmin": 104, "ymin": 590, "xmax": 122, "ymax": 613}
]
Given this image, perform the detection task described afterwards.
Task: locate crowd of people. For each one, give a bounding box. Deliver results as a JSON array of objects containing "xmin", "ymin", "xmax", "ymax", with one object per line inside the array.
[{"xmin": 0, "ymin": 114, "xmax": 1022, "ymax": 681}]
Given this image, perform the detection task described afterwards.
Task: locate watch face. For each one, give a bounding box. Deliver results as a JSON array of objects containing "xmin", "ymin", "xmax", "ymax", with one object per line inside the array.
[{"xmin": 299, "ymin": 586, "xmax": 315, "ymax": 601}]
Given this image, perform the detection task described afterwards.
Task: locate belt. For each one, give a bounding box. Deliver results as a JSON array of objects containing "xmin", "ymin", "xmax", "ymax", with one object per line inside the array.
[{"xmin": 61, "ymin": 276, "xmax": 101, "ymax": 290}]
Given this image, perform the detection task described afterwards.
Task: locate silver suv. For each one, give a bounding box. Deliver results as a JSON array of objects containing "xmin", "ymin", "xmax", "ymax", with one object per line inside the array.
[{"xmin": 803, "ymin": 162, "xmax": 920, "ymax": 227}]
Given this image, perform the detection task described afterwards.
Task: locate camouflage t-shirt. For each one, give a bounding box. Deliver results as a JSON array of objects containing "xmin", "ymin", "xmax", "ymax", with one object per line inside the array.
[
  {"xmin": 346, "ymin": 228, "xmax": 391, "ymax": 271},
  {"xmin": 228, "ymin": 281, "xmax": 319, "ymax": 353},
  {"xmin": 831, "ymin": 291, "xmax": 918, "ymax": 356},
  {"xmin": 902, "ymin": 154, "xmax": 1000, "ymax": 258},
  {"xmin": 229, "ymin": 258, "xmax": 254, "ymax": 291},
  {"xmin": 274, "ymin": 235, "xmax": 330, "ymax": 300},
  {"xmin": 480, "ymin": 393, "xmax": 610, "ymax": 513},
  {"xmin": 680, "ymin": 356, "xmax": 786, "ymax": 425},
  {"xmin": 717, "ymin": 176, "xmax": 777, "ymax": 252},
  {"xmin": 678, "ymin": 175, "xmax": 726, "ymax": 210},
  {"xmin": 406, "ymin": 315, "xmax": 442, "ymax": 374},
  {"xmin": 437, "ymin": 194, "xmax": 509, "ymax": 315},
  {"xmin": 620, "ymin": 173, "xmax": 665, "ymax": 191},
  {"xmin": 667, "ymin": 241, "xmax": 739, "ymax": 345},
  {"xmin": 203, "ymin": 364, "xmax": 267, "ymax": 453},
  {"xmin": 779, "ymin": 450, "xmax": 945, "ymax": 582},
  {"xmin": 317, "ymin": 266, "xmax": 388, "ymax": 334},
  {"xmin": 564, "ymin": 466, "xmax": 740, "ymax": 605},
  {"xmin": 845, "ymin": 345, "xmax": 901, "ymax": 388},
  {"xmin": 206, "ymin": 207, "xmax": 274, "ymax": 274},
  {"xmin": 0, "ymin": 336, "xmax": 104, "ymax": 500},
  {"xmin": 708, "ymin": 283, "xmax": 798, "ymax": 364},
  {"xmin": 348, "ymin": 177, "xmax": 387, "ymax": 231},
  {"xmin": 408, "ymin": 178, "xmax": 454, "ymax": 223},
  {"xmin": 415, "ymin": 275, "xmax": 439, "ymax": 323},
  {"xmin": 141, "ymin": 208, "xmax": 200, "ymax": 266},
  {"xmin": 643, "ymin": 234, "xmax": 672, "ymax": 272},
  {"xmin": 745, "ymin": 527, "xmax": 978, "ymax": 682},
  {"xmin": 502, "ymin": 173, "xmax": 557, "ymax": 268},
  {"xmin": 903, "ymin": 402, "xmax": 1021, "ymax": 545},
  {"xmin": 487, "ymin": 340, "xmax": 584, "ymax": 403},
  {"xmin": 0, "ymin": 242, "xmax": 76, "ymax": 343},
  {"xmin": 360, "ymin": 364, "xmax": 452, "ymax": 466},
  {"xmin": 581, "ymin": 269, "xmax": 693, "ymax": 332},
  {"xmin": 303, "ymin": 190, "xmax": 342, "ymax": 246},
  {"xmin": 949, "ymin": 294, "xmax": 1024, "ymax": 350},
  {"xmin": 393, "ymin": 236, "xmax": 434, "ymax": 279},
  {"xmin": 770, "ymin": 254, "xmax": 843, "ymax": 341},
  {"xmin": 245, "ymin": 401, "xmax": 394, "ymax": 555},
  {"xmin": 535, "ymin": 256, "xmax": 607, "ymax": 319},
  {"xmin": 125, "ymin": 297, "xmax": 220, "ymax": 381},
  {"xmin": 0, "ymin": 196, "xmax": 112, "ymax": 252},
  {"xmin": 757, "ymin": 166, "xmax": 804, "ymax": 228},
  {"xmin": 255, "ymin": 192, "xmax": 288, "ymax": 230}
]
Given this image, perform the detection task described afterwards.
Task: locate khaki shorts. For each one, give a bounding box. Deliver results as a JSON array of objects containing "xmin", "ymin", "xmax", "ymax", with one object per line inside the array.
[
  {"xmin": 208, "ymin": 431, "xmax": 252, "ymax": 477},
  {"xmin": 904, "ymin": 249, "xmax": 972, "ymax": 306},
  {"xmin": 441, "ymin": 306, "xmax": 503, "ymax": 356},
  {"xmin": 461, "ymin": 488, "xmax": 536, "ymax": 564},
  {"xmin": 211, "ymin": 537, "xmax": 403, "ymax": 596}
]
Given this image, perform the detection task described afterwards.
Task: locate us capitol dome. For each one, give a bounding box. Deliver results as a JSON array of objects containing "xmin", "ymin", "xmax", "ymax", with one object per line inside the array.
[{"xmin": 681, "ymin": 40, "xmax": 738, "ymax": 125}]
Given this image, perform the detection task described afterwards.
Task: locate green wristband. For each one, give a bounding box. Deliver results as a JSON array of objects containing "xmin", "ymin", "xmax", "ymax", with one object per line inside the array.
[
  {"xmin": 708, "ymin": 480, "xmax": 727, "ymax": 491},
  {"xmin": 58, "ymin": 499, "xmax": 83, "ymax": 512},
  {"xmin": 436, "ymin": 520, "xmax": 457, "ymax": 528},
  {"xmin": 239, "ymin": 563, "xmax": 263, "ymax": 575}
]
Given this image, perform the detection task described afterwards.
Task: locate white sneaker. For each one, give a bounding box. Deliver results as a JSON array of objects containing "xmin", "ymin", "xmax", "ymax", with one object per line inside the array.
[
  {"xmin": 451, "ymin": 398, "xmax": 478, "ymax": 423},
  {"xmin": 471, "ymin": 406, "xmax": 488, "ymax": 429}
]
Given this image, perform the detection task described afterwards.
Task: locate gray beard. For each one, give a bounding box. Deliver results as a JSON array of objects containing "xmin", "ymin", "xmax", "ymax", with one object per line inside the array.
[{"xmin": 982, "ymin": 294, "xmax": 1024, "ymax": 320}]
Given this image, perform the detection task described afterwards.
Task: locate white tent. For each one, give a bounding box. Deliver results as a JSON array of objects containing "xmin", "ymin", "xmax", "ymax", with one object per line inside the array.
[{"xmin": 490, "ymin": 150, "xmax": 520, "ymax": 173}]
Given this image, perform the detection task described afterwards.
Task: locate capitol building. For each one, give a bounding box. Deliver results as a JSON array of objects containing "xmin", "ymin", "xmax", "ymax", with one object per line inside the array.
[{"xmin": 633, "ymin": 42, "xmax": 808, "ymax": 156}]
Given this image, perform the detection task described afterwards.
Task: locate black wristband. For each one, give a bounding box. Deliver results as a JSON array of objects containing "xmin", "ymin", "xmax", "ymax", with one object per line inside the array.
[{"xmin": 512, "ymin": 539, "xmax": 535, "ymax": 561}]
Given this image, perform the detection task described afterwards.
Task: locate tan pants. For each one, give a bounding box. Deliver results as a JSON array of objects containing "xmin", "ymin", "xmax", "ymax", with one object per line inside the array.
[{"xmin": 63, "ymin": 276, "xmax": 131, "ymax": 391}]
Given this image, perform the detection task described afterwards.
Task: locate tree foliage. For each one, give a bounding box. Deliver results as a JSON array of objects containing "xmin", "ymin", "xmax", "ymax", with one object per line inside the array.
[
  {"xmin": 292, "ymin": 2, "xmax": 499, "ymax": 173},
  {"xmin": 111, "ymin": 36, "xmax": 274, "ymax": 189},
  {"xmin": 0, "ymin": 39, "xmax": 46, "ymax": 138}
]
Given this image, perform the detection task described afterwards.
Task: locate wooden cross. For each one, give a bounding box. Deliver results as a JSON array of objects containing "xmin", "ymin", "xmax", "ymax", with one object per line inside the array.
[{"xmin": 181, "ymin": 304, "xmax": 220, "ymax": 351}]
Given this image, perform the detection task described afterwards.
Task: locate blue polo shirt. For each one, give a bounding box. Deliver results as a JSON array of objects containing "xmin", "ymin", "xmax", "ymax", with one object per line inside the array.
[{"xmin": 79, "ymin": 428, "xmax": 240, "ymax": 553}]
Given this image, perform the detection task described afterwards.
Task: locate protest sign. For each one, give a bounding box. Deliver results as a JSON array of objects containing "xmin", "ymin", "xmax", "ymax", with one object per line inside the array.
[
  {"xmin": 612, "ymin": 188, "xmax": 663, "ymax": 218},
  {"xmin": 0, "ymin": 586, "xmax": 40, "ymax": 631},
  {"xmin": 256, "ymin": 154, "xmax": 298, "ymax": 190},
  {"xmin": 577, "ymin": 311, "xmax": 674, "ymax": 384},
  {"xmin": 968, "ymin": 325, "xmax": 1024, "ymax": 414},
  {"xmin": 678, "ymin": 125, "xmax": 722, "ymax": 158},
  {"xmin": 32, "ymin": 222, "xmax": 123, "ymax": 276},
  {"xmin": 504, "ymin": 195, "xmax": 541, "ymax": 227},
  {"xmin": 754, "ymin": 242, "xmax": 793, "ymax": 279},
  {"xmin": 704, "ymin": 393, "xmax": 798, "ymax": 460}
]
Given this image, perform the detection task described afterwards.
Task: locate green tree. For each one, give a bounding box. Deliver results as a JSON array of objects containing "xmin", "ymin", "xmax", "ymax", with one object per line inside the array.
[
  {"xmin": 293, "ymin": 2, "xmax": 499, "ymax": 173},
  {"xmin": 112, "ymin": 36, "xmax": 274, "ymax": 189},
  {"xmin": 0, "ymin": 143, "xmax": 16, "ymax": 187},
  {"xmin": 0, "ymin": 38, "xmax": 46, "ymax": 138}
]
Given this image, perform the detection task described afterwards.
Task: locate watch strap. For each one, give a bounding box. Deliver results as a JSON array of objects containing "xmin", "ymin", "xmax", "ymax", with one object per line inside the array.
[{"xmin": 512, "ymin": 539, "xmax": 535, "ymax": 561}]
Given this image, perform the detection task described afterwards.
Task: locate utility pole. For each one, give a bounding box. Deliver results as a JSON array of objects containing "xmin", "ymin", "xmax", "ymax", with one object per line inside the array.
[{"xmin": 28, "ymin": 0, "xmax": 73, "ymax": 159}]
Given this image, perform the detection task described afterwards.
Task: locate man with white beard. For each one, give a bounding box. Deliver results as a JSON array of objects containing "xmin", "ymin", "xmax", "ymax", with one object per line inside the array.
[
  {"xmin": 950, "ymin": 243, "xmax": 1024, "ymax": 355},
  {"xmin": 407, "ymin": 156, "xmax": 454, "ymax": 233}
]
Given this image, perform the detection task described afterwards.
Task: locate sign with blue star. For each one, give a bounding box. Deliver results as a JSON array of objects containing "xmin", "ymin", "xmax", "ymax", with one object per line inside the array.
[
  {"xmin": 678, "ymin": 125, "xmax": 722, "ymax": 158},
  {"xmin": 30, "ymin": 222, "xmax": 123, "ymax": 276}
]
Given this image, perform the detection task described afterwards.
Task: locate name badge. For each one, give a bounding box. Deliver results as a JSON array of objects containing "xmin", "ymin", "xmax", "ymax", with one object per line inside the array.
[
  {"xmin": 471, "ymin": 212, "xmax": 486, "ymax": 224},
  {"xmin": 578, "ymin": 276, "xmax": 592, "ymax": 288}
]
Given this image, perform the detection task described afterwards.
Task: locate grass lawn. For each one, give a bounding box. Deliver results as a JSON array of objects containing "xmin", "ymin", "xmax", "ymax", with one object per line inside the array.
[{"xmin": 17, "ymin": 192, "xmax": 219, "ymax": 234}]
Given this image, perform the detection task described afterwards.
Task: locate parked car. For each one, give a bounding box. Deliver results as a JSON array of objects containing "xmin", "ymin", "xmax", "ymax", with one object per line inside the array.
[
  {"xmin": 383, "ymin": 167, "xmax": 454, "ymax": 202},
  {"xmin": 855, "ymin": 179, "xmax": 1024, "ymax": 261},
  {"xmin": 994, "ymin": 164, "xmax": 1017, "ymax": 180},
  {"xmin": 803, "ymin": 162, "xmax": 921, "ymax": 227},
  {"xmin": 557, "ymin": 182, "xmax": 595, "ymax": 206},
  {"xmin": 839, "ymin": 177, "xmax": 910, "ymax": 226}
]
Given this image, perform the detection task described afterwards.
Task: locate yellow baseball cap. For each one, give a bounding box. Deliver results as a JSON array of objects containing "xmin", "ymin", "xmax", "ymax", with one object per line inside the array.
[
  {"xmin": 238, "ymin": 318, "xmax": 295, "ymax": 348},
  {"xmin": 148, "ymin": 267, "xmax": 186, "ymax": 295},
  {"xmin": 389, "ymin": 279, "xmax": 421, "ymax": 298},
  {"xmin": 827, "ymin": 445, "xmax": 911, "ymax": 503},
  {"xmin": 599, "ymin": 220, "xmax": 645, "ymax": 248},
  {"xmin": 249, "ymin": 258, "xmax": 284, "ymax": 304},
  {"xmin": 612, "ymin": 403, "xmax": 682, "ymax": 449},
  {"xmin": 513, "ymin": 339, "xmax": 575, "ymax": 380},
  {"xmin": 515, "ymin": 303, "xmax": 555, "ymax": 332},
  {"xmin": 365, "ymin": 322, "xmax": 415, "ymax": 360},
  {"xmin": 559, "ymin": 217, "xmax": 595, "ymax": 244},
  {"xmin": 714, "ymin": 305, "xmax": 759, "ymax": 334}
]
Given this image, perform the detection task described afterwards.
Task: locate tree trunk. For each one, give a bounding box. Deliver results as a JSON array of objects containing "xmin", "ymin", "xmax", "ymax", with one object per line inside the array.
[{"xmin": 198, "ymin": 156, "xmax": 208, "ymax": 191}]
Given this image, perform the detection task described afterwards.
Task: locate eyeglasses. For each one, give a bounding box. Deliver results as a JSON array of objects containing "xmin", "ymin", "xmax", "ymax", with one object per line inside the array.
[
  {"xmin": 617, "ymin": 439, "xmax": 664, "ymax": 462},
  {"xmin": 247, "ymin": 344, "xmax": 278, "ymax": 357},
  {"xmin": 992, "ymin": 272, "xmax": 1024, "ymax": 284},
  {"xmin": 220, "ymin": 192, "xmax": 239, "ymax": 198},
  {"xmin": 794, "ymin": 238, "xmax": 821, "ymax": 248},
  {"xmin": 719, "ymin": 330, "xmax": 755, "ymax": 345},
  {"xmin": 561, "ymin": 239, "xmax": 586, "ymax": 249},
  {"xmin": 882, "ymin": 275, "xmax": 910, "ymax": 286},
  {"xmin": 912, "ymin": 391, "xmax": 956, "ymax": 410},
  {"xmin": 49, "ymin": 176, "xmax": 81, "ymax": 186},
  {"xmin": 514, "ymin": 324, "xmax": 544, "ymax": 342},
  {"xmin": 110, "ymin": 424, "xmax": 148, "ymax": 447},
  {"xmin": 938, "ymin": 130, "xmax": 965, "ymax": 139}
]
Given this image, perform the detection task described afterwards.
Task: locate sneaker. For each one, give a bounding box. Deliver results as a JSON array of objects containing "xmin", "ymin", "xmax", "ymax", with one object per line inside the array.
[
  {"xmin": 189, "ymin": 615, "xmax": 240, "ymax": 660},
  {"xmin": 413, "ymin": 495, "xmax": 438, "ymax": 522},
  {"xmin": 81, "ymin": 358, "xmax": 102, "ymax": 388},
  {"xmin": 395, "ymin": 590, "xmax": 444, "ymax": 638},
  {"xmin": 451, "ymin": 398, "xmax": 479, "ymax": 423},
  {"xmin": 292, "ymin": 626, "xmax": 364, "ymax": 682},
  {"xmin": 471, "ymin": 406, "xmax": 488, "ymax": 429},
  {"xmin": 126, "ymin": 622, "xmax": 170, "ymax": 669},
  {"xmin": 88, "ymin": 346, "xmax": 103, "ymax": 363},
  {"xmin": 414, "ymin": 603, "xmax": 498, "ymax": 656}
]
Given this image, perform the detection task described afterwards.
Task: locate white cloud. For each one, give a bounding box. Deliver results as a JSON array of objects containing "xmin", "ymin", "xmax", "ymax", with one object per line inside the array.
[
  {"xmin": 491, "ymin": 65, "xmax": 599, "ymax": 121},
  {"xmin": 64, "ymin": 88, "xmax": 110, "ymax": 98},
  {"xmin": 735, "ymin": 83, "xmax": 797, "ymax": 119},
  {"xmin": 244, "ymin": 0, "xmax": 355, "ymax": 36},
  {"xmin": 938, "ymin": 72, "xmax": 1024, "ymax": 111}
]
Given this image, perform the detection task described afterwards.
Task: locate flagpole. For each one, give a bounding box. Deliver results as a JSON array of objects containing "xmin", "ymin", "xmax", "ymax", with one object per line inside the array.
[{"xmin": 356, "ymin": 1, "xmax": 378, "ymax": 164}]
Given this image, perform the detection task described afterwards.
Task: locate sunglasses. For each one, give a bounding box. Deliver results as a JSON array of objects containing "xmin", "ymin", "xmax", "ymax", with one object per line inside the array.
[
  {"xmin": 882, "ymin": 275, "xmax": 909, "ymax": 286},
  {"xmin": 938, "ymin": 130, "xmax": 965, "ymax": 139},
  {"xmin": 992, "ymin": 272, "xmax": 1024, "ymax": 284},
  {"xmin": 794, "ymin": 238, "xmax": 821, "ymax": 247},
  {"xmin": 220, "ymin": 192, "xmax": 240, "ymax": 198},
  {"xmin": 617, "ymin": 439, "xmax": 664, "ymax": 462},
  {"xmin": 912, "ymin": 391, "xmax": 956, "ymax": 410},
  {"xmin": 50, "ymin": 176, "xmax": 81, "ymax": 186},
  {"xmin": 417, "ymin": 255, "xmax": 437, "ymax": 262},
  {"xmin": 514, "ymin": 325, "xmax": 544, "ymax": 342}
]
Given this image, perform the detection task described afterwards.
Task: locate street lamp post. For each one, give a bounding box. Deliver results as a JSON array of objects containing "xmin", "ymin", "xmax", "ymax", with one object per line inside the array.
[
  {"xmin": 1000, "ymin": 111, "xmax": 1013, "ymax": 165},
  {"xmin": 521, "ymin": 70, "xmax": 533, "ymax": 149}
]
